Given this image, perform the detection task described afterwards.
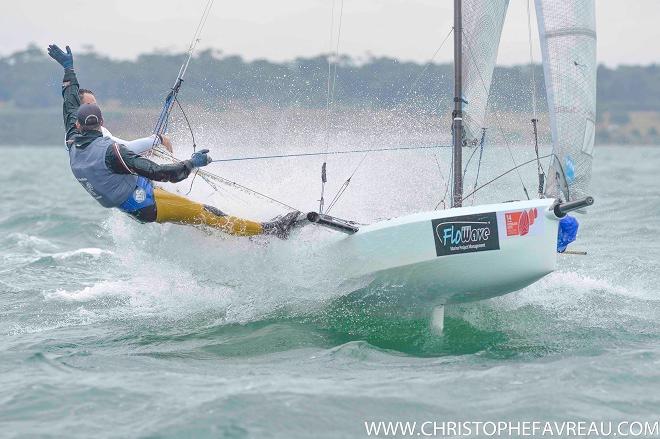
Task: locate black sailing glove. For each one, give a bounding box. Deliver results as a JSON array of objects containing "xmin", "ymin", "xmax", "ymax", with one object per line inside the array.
[{"xmin": 47, "ymin": 44, "xmax": 74, "ymax": 70}]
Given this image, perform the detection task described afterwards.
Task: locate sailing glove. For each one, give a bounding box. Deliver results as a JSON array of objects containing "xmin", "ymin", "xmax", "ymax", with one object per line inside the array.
[
  {"xmin": 47, "ymin": 44, "xmax": 74, "ymax": 70},
  {"xmin": 190, "ymin": 149, "xmax": 212, "ymax": 168}
]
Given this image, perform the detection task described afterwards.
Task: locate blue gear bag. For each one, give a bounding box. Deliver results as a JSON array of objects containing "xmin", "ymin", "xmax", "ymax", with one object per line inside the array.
[{"xmin": 557, "ymin": 215, "xmax": 579, "ymax": 253}]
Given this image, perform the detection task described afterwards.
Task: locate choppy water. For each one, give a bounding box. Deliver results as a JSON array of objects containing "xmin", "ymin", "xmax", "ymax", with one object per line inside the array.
[{"xmin": 1, "ymin": 145, "xmax": 659, "ymax": 438}]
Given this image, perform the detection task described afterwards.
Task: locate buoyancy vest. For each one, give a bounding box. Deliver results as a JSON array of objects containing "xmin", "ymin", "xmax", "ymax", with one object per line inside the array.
[{"xmin": 68, "ymin": 136, "xmax": 138, "ymax": 208}]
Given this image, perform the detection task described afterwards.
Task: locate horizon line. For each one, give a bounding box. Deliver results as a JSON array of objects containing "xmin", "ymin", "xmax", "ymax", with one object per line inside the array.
[{"xmin": 2, "ymin": 43, "xmax": 656, "ymax": 70}]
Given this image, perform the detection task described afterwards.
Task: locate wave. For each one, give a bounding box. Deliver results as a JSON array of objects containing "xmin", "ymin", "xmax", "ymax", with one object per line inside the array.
[
  {"xmin": 3, "ymin": 232, "xmax": 58, "ymax": 252},
  {"xmin": 49, "ymin": 248, "xmax": 113, "ymax": 260}
]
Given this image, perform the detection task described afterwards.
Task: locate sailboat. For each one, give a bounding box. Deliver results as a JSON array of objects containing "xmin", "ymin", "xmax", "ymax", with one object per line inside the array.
[
  {"xmin": 304, "ymin": 0, "xmax": 597, "ymax": 330},
  {"xmin": 152, "ymin": 0, "xmax": 597, "ymax": 331}
]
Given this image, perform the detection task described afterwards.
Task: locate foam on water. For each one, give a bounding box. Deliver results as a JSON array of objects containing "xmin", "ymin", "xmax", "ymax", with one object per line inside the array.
[
  {"xmin": 4, "ymin": 232, "xmax": 59, "ymax": 252},
  {"xmin": 2, "ymin": 145, "xmax": 660, "ymax": 437},
  {"xmin": 49, "ymin": 247, "xmax": 113, "ymax": 260}
]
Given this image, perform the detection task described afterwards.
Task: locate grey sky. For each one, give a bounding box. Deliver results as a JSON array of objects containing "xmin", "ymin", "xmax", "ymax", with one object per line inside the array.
[{"xmin": 1, "ymin": 0, "xmax": 657, "ymax": 66}]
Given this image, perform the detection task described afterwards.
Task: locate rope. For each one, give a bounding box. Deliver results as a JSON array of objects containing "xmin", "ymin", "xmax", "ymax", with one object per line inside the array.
[
  {"xmin": 151, "ymin": 149, "xmax": 301, "ymax": 212},
  {"xmin": 210, "ymin": 144, "xmax": 449, "ymax": 163},
  {"xmin": 175, "ymin": 96, "xmax": 197, "ymax": 152},
  {"xmin": 171, "ymin": 95, "xmax": 200, "ymax": 195}
]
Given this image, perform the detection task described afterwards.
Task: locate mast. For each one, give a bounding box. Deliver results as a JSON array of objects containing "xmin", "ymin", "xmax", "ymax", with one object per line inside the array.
[{"xmin": 452, "ymin": 0, "xmax": 463, "ymax": 208}]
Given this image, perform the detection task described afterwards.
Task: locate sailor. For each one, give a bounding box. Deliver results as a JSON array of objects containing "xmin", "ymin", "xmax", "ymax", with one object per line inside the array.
[{"xmin": 48, "ymin": 44, "xmax": 300, "ymax": 238}]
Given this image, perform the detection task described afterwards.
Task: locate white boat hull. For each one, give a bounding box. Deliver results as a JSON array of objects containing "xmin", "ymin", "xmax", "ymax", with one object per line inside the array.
[{"xmin": 325, "ymin": 198, "xmax": 560, "ymax": 306}]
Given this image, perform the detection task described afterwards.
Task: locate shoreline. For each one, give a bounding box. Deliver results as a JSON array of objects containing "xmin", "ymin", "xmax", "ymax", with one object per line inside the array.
[{"xmin": 1, "ymin": 106, "xmax": 658, "ymax": 147}]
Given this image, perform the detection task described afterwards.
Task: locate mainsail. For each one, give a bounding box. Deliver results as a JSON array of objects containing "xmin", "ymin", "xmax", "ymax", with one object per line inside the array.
[
  {"xmin": 536, "ymin": 0, "xmax": 597, "ymax": 201},
  {"xmin": 461, "ymin": 0, "xmax": 510, "ymax": 146}
]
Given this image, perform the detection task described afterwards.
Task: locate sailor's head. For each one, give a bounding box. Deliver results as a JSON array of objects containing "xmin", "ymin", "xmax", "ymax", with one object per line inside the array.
[
  {"xmin": 79, "ymin": 88, "xmax": 96, "ymax": 105},
  {"xmin": 76, "ymin": 103, "xmax": 103, "ymax": 132}
]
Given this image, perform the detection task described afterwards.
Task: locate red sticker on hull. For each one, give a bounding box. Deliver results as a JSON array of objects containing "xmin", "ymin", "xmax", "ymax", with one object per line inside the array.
[{"xmin": 504, "ymin": 208, "xmax": 540, "ymax": 237}]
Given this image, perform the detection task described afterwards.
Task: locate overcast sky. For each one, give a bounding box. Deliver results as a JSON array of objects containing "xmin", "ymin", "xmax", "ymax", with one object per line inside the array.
[{"xmin": 1, "ymin": 0, "xmax": 657, "ymax": 66}]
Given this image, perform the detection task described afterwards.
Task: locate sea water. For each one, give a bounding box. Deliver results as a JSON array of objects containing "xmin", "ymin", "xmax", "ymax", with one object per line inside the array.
[{"xmin": 0, "ymin": 145, "xmax": 659, "ymax": 438}]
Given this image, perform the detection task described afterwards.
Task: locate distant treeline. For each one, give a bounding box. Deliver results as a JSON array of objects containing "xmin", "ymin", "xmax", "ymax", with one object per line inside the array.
[{"xmin": 2, "ymin": 44, "xmax": 659, "ymax": 114}]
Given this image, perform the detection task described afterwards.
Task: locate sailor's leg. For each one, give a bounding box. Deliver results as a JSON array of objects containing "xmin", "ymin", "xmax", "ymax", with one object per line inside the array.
[{"xmin": 153, "ymin": 188, "xmax": 263, "ymax": 236}]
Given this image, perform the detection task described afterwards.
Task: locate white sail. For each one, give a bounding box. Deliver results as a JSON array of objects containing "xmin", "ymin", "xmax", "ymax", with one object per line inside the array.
[
  {"xmin": 461, "ymin": 0, "xmax": 510, "ymax": 146},
  {"xmin": 536, "ymin": 0, "xmax": 597, "ymax": 201}
]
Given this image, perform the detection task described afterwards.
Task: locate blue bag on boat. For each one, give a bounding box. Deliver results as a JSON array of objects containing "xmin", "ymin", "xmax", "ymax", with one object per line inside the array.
[{"xmin": 557, "ymin": 215, "xmax": 579, "ymax": 253}]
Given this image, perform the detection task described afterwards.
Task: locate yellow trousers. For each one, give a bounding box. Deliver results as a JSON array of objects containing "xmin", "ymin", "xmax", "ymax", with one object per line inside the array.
[{"xmin": 153, "ymin": 188, "xmax": 264, "ymax": 236}]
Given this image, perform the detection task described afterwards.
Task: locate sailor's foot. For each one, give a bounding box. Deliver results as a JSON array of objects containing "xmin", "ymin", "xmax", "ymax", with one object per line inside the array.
[{"xmin": 262, "ymin": 211, "xmax": 306, "ymax": 239}]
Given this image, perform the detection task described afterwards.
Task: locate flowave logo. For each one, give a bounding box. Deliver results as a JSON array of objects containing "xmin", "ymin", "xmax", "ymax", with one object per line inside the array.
[
  {"xmin": 438, "ymin": 221, "xmax": 491, "ymax": 246},
  {"xmin": 432, "ymin": 213, "xmax": 500, "ymax": 256}
]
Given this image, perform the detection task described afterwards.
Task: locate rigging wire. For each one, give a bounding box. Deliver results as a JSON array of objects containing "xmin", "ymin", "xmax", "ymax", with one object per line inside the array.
[
  {"xmin": 324, "ymin": 0, "xmax": 338, "ymax": 139},
  {"xmin": 329, "ymin": 0, "xmax": 345, "ymax": 106},
  {"xmin": 148, "ymin": 0, "xmax": 240, "ymax": 200},
  {"xmin": 526, "ymin": 0, "xmax": 546, "ymax": 197},
  {"xmin": 145, "ymin": 0, "xmax": 299, "ymax": 211},
  {"xmin": 461, "ymin": 153, "xmax": 557, "ymax": 202},
  {"xmin": 461, "ymin": 143, "xmax": 480, "ymax": 182},
  {"xmin": 152, "ymin": 0, "xmax": 215, "ymax": 141},
  {"xmin": 400, "ymin": 27, "xmax": 454, "ymax": 108},
  {"xmin": 319, "ymin": 0, "xmax": 345, "ymax": 213},
  {"xmin": 526, "ymin": 0, "xmax": 539, "ymax": 122},
  {"xmin": 433, "ymin": 152, "xmax": 452, "ymax": 210},
  {"xmin": 471, "ymin": 128, "xmax": 487, "ymax": 205},
  {"xmin": 436, "ymin": 142, "xmax": 455, "ymax": 210},
  {"xmin": 324, "ymin": 25, "xmax": 454, "ymax": 214},
  {"xmin": 458, "ymin": 127, "xmax": 486, "ymax": 206},
  {"xmin": 325, "ymin": 149, "xmax": 367, "ymax": 214},
  {"xmin": 461, "ymin": 27, "xmax": 531, "ymax": 200}
]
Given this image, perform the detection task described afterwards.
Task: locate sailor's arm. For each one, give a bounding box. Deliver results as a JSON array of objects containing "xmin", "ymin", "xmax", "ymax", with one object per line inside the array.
[
  {"xmin": 121, "ymin": 136, "xmax": 160, "ymax": 154},
  {"xmin": 48, "ymin": 45, "xmax": 78, "ymax": 144},
  {"xmin": 101, "ymin": 127, "xmax": 172, "ymax": 155},
  {"xmin": 61, "ymin": 69, "xmax": 80, "ymax": 144},
  {"xmin": 106, "ymin": 132, "xmax": 160, "ymax": 154},
  {"xmin": 105, "ymin": 143, "xmax": 193, "ymax": 183}
]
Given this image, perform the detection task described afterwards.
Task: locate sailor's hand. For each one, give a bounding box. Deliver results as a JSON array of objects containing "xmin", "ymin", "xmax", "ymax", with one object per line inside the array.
[
  {"xmin": 47, "ymin": 44, "xmax": 74, "ymax": 70},
  {"xmin": 159, "ymin": 135, "xmax": 173, "ymax": 153},
  {"xmin": 190, "ymin": 149, "xmax": 212, "ymax": 168}
]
